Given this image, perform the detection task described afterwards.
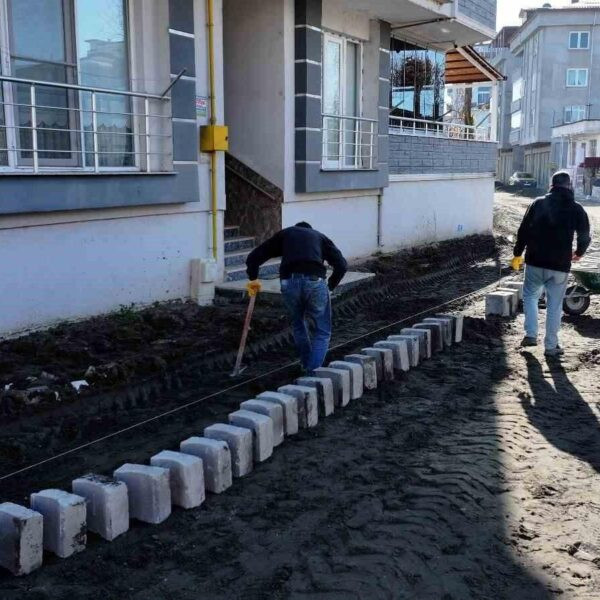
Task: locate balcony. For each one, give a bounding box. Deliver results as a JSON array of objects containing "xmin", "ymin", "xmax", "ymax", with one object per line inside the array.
[
  {"xmin": 0, "ymin": 75, "xmax": 172, "ymax": 174},
  {"xmin": 389, "ymin": 115, "xmax": 492, "ymax": 142},
  {"xmin": 321, "ymin": 114, "xmax": 378, "ymax": 171},
  {"xmin": 389, "ymin": 115, "xmax": 498, "ymax": 176}
]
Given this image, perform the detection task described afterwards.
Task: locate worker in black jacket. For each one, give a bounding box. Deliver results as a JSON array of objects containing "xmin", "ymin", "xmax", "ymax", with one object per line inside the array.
[
  {"xmin": 246, "ymin": 222, "xmax": 347, "ymax": 372},
  {"xmin": 512, "ymin": 171, "xmax": 591, "ymax": 356}
]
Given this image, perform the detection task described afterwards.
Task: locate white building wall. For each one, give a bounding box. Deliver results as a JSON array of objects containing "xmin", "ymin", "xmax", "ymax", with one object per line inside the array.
[
  {"xmin": 282, "ymin": 174, "xmax": 494, "ymax": 261},
  {"xmin": 0, "ymin": 208, "xmax": 215, "ymax": 334},
  {"xmin": 282, "ymin": 193, "xmax": 380, "ymax": 259},
  {"xmin": 380, "ymin": 174, "xmax": 494, "ymax": 250}
]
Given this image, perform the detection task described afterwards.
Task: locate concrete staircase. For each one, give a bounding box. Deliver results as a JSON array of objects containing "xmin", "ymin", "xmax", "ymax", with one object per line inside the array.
[{"xmin": 224, "ymin": 225, "xmax": 280, "ymax": 282}]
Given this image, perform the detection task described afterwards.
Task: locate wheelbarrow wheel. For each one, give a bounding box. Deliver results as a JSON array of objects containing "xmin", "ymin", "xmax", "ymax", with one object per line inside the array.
[{"xmin": 563, "ymin": 285, "xmax": 591, "ymax": 316}]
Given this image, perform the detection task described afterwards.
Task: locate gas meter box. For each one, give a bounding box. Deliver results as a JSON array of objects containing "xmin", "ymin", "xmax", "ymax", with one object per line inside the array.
[{"xmin": 200, "ymin": 125, "xmax": 229, "ymax": 152}]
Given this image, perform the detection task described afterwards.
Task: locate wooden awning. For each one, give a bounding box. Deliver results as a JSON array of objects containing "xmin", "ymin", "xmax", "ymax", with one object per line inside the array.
[{"xmin": 445, "ymin": 46, "xmax": 505, "ymax": 85}]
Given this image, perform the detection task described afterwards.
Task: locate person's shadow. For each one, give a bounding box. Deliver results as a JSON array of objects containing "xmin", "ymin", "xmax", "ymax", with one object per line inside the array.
[{"xmin": 523, "ymin": 352, "xmax": 600, "ymax": 473}]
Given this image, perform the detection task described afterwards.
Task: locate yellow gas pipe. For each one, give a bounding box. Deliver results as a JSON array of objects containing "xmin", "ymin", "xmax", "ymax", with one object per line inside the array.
[{"xmin": 202, "ymin": 0, "xmax": 228, "ymax": 261}]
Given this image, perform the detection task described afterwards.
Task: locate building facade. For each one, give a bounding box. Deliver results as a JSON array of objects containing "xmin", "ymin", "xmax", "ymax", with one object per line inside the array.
[
  {"xmin": 0, "ymin": 0, "xmax": 226, "ymax": 335},
  {"xmin": 491, "ymin": 3, "xmax": 600, "ymax": 190},
  {"xmin": 223, "ymin": 0, "xmax": 499, "ymax": 273},
  {"xmin": 1, "ymin": 0, "xmax": 499, "ymax": 335}
]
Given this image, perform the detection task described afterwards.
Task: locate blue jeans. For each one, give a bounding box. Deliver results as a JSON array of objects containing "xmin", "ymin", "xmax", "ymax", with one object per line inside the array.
[
  {"xmin": 523, "ymin": 265, "xmax": 569, "ymax": 350},
  {"xmin": 281, "ymin": 275, "xmax": 332, "ymax": 372}
]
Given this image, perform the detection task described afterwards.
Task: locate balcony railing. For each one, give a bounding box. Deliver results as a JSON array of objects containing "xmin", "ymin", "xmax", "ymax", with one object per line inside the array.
[
  {"xmin": 389, "ymin": 115, "xmax": 492, "ymax": 142},
  {"xmin": 322, "ymin": 113, "xmax": 377, "ymax": 170},
  {"xmin": 0, "ymin": 75, "xmax": 172, "ymax": 174}
]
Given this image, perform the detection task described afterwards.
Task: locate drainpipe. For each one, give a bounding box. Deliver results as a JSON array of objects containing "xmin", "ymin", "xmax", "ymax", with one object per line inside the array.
[
  {"xmin": 200, "ymin": 0, "xmax": 229, "ymax": 261},
  {"xmin": 377, "ymin": 191, "xmax": 383, "ymax": 248},
  {"xmin": 587, "ymin": 11, "xmax": 598, "ymax": 121}
]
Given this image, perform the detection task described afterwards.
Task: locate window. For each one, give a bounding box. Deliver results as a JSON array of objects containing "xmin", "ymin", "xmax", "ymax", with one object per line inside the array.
[
  {"xmin": 569, "ymin": 31, "xmax": 590, "ymax": 49},
  {"xmin": 390, "ymin": 38, "xmax": 445, "ymax": 121},
  {"xmin": 567, "ymin": 68, "xmax": 589, "ymax": 87},
  {"xmin": 511, "ymin": 111, "xmax": 522, "ymax": 130},
  {"xmin": 565, "ymin": 105, "xmax": 587, "ymax": 123},
  {"xmin": 0, "ymin": 0, "xmax": 133, "ymax": 169},
  {"xmin": 590, "ymin": 140, "xmax": 598, "ymax": 157},
  {"xmin": 571, "ymin": 142, "xmax": 577, "ymax": 165},
  {"xmin": 512, "ymin": 78, "xmax": 523, "ymax": 102},
  {"xmin": 476, "ymin": 86, "xmax": 491, "ymax": 107},
  {"xmin": 322, "ymin": 34, "xmax": 364, "ymax": 169}
]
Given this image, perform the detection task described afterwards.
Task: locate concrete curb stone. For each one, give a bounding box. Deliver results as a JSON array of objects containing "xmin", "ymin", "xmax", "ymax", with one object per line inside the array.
[
  {"xmin": 0, "ymin": 503, "xmax": 43, "ymax": 576},
  {"xmin": 257, "ymin": 392, "xmax": 299, "ymax": 436},
  {"xmin": 204, "ymin": 424, "xmax": 253, "ymax": 478},
  {"xmin": 240, "ymin": 400, "xmax": 285, "ymax": 447},
  {"xmin": 296, "ymin": 377, "xmax": 335, "ymax": 416},
  {"xmin": 229, "ymin": 410, "xmax": 274, "ymax": 462},
  {"xmin": 344, "ymin": 355, "xmax": 378, "ymax": 390},
  {"xmin": 180, "ymin": 438, "xmax": 232, "ymax": 494},
  {"xmin": 30, "ymin": 489, "xmax": 87, "ymax": 558},
  {"xmin": 329, "ymin": 361, "xmax": 364, "ymax": 399},
  {"xmin": 71, "ymin": 475, "xmax": 129, "ymax": 541},
  {"xmin": 113, "ymin": 464, "xmax": 171, "ymax": 525},
  {"xmin": 150, "ymin": 451, "xmax": 205, "ymax": 510}
]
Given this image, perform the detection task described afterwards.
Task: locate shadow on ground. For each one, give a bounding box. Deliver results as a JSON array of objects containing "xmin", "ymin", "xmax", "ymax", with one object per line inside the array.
[{"xmin": 523, "ymin": 352, "xmax": 600, "ymax": 474}]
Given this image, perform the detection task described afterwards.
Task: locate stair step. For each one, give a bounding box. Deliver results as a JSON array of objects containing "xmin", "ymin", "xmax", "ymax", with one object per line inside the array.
[
  {"xmin": 224, "ymin": 249, "xmax": 251, "ymax": 268},
  {"xmin": 226, "ymin": 259, "xmax": 280, "ymax": 282},
  {"xmin": 224, "ymin": 236, "xmax": 255, "ymax": 254},
  {"xmin": 224, "ymin": 226, "xmax": 240, "ymax": 240}
]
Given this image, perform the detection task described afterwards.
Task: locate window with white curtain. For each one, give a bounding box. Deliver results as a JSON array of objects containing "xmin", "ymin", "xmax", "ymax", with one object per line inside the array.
[{"xmin": 566, "ymin": 68, "xmax": 589, "ymax": 87}]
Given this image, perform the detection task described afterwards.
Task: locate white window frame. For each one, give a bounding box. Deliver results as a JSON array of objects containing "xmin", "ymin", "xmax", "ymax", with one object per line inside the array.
[
  {"xmin": 512, "ymin": 77, "xmax": 523, "ymax": 102},
  {"xmin": 321, "ymin": 32, "xmax": 364, "ymax": 170},
  {"xmin": 566, "ymin": 68, "xmax": 589, "ymax": 87},
  {"xmin": 0, "ymin": 0, "xmax": 138, "ymax": 173},
  {"xmin": 511, "ymin": 110, "xmax": 522, "ymax": 130},
  {"xmin": 565, "ymin": 105, "xmax": 587, "ymax": 124},
  {"xmin": 569, "ymin": 31, "xmax": 590, "ymax": 50}
]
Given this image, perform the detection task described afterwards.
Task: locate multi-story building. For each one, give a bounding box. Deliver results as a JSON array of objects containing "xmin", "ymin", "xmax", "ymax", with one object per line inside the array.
[
  {"xmin": 1, "ymin": 0, "xmax": 500, "ymax": 335},
  {"xmin": 491, "ymin": 1, "xmax": 600, "ymax": 190},
  {"xmin": 223, "ymin": 0, "xmax": 501, "ymax": 278}
]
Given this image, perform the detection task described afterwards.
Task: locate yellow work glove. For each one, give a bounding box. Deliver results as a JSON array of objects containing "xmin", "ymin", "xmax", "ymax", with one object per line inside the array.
[
  {"xmin": 246, "ymin": 280, "xmax": 262, "ymax": 297},
  {"xmin": 511, "ymin": 256, "xmax": 524, "ymax": 272}
]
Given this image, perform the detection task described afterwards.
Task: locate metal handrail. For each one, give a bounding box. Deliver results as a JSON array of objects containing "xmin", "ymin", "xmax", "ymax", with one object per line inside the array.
[
  {"xmin": 0, "ymin": 74, "xmax": 168, "ymax": 100},
  {"xmin": 322, "ymin": 114, "xmax": 378, "ymax": 170},
  {"xmin": 0, "ymin": 74, "xmax": 173, "ymax": 173},
  {"xmin": 389, "ymin": 115, "xmax": 493, "ymax": 142},
  {"xmin": 322, "ymin": 112, "xmax": 378, "ymax": 123}
]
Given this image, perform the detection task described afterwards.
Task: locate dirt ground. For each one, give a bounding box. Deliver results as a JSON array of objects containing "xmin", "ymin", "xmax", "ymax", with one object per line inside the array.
[{"xmin": 2, "ymin": 192, "xmax": 600, "ymax": 599}]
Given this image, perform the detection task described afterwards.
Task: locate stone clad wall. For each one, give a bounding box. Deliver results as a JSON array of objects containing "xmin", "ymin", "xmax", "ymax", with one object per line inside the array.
[{"xmin": 389, "ymin": 135, "xmax": 498, "ymax": 175}]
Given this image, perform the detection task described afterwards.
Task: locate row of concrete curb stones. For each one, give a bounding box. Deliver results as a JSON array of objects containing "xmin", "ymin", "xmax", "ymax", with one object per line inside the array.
[
  {"xmin": 485, "ymin": 278, "xmax": 524, "ymax": 317},
  {"xmin": 0, "ymin": 313, "xmax": 464, "ymax": 577}
]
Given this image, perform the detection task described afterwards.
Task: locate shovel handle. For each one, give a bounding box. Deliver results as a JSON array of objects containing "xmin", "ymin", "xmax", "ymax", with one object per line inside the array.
[{"xmin": 232, "ymin": 293, "xmax": 257, "ymax": 376}]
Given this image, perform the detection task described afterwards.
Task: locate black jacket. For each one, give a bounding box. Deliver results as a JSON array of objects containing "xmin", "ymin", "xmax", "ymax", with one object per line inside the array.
[
  {"xmin": 246, "ymin": 226, "xmax": 348, "ymax": 290},
  {"xmin": 514, "ymin": 187, "xmax": 591, "ymax": 273}
]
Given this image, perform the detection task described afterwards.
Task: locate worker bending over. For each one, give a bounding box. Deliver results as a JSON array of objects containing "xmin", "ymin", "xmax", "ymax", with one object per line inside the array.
[{"xmin": 246, "ymin": 222, "xmax": 347, "ymax": 373}]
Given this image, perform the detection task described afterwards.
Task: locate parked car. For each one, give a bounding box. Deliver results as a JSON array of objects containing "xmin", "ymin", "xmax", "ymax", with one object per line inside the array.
[{"xmin": 509, "ymin": 172, "xmax": 537, "ymax": 188}]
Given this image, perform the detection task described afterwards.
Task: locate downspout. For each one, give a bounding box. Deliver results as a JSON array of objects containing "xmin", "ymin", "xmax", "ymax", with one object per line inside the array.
[
  {"xmin": 587, "ymin": 11, "xmax": 598, "ymax": 121},
  {"xmin": 377, "ymin": 190, "xmax": 383, "ymax": 249}
]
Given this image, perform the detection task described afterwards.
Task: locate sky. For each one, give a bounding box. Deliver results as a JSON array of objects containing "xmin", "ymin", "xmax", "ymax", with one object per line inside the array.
[{"xmin": 496, "ymin": 0, "xmax": 571, "ymax": 30}]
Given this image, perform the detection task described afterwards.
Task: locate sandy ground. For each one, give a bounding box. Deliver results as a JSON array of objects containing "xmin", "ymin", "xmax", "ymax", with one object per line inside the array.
[{"xmin": 2, "ymin": 193, "xmax": 600, "ymax": 598}]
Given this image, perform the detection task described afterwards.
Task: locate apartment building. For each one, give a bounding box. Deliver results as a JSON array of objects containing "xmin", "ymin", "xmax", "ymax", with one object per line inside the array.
[
  {"xmin": 491, "ymin": 1, "xmax": 600, "ymax": 190},
  {"xmin": 0, "ymin": 0, "xmax": 500, "ymax": 335},
  {"xmin": 223, "ymin": 0, "xmax": 500, "ymax": 271}
]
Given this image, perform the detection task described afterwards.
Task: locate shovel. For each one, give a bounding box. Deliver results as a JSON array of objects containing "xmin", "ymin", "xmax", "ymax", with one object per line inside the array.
[{"xmin": 230, "ymin": 292, "xmax": 258, "ymax": 377}]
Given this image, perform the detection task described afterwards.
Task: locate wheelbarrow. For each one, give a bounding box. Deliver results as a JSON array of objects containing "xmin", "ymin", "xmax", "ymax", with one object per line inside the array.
[{"xmin": 563, "ymin": 266, "xmax": 600, "ymax": 315}]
